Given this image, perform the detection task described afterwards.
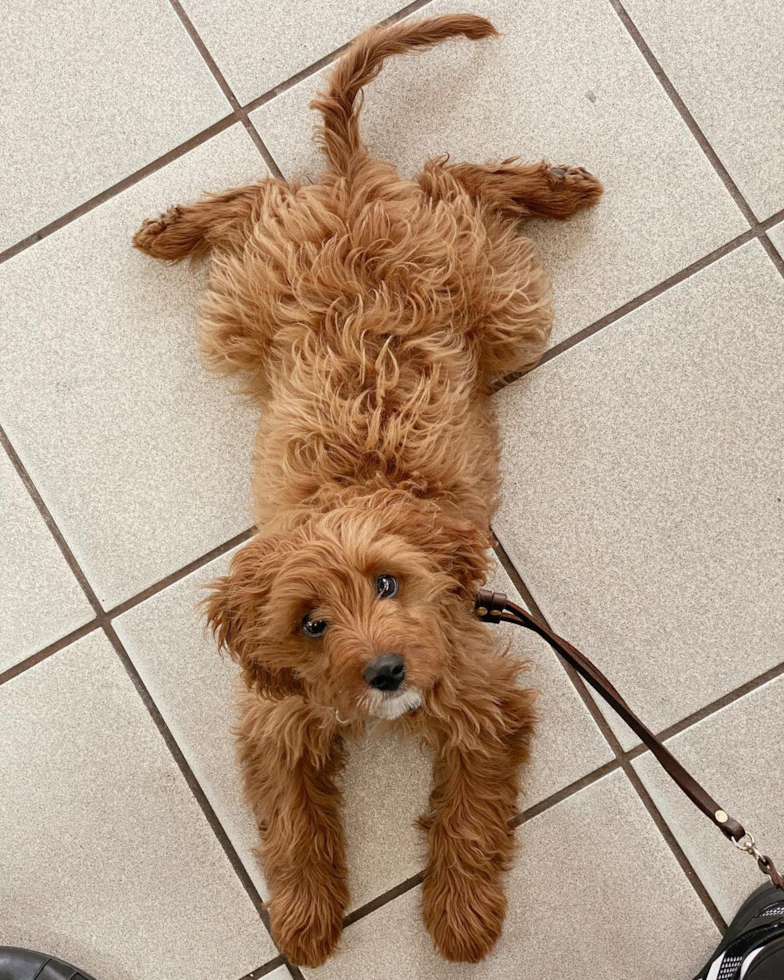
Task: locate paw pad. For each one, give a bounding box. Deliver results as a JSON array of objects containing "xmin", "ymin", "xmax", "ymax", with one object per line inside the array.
[{"xmin": 550, "ymin": 165, "xmax": 594, "ymax": 179}]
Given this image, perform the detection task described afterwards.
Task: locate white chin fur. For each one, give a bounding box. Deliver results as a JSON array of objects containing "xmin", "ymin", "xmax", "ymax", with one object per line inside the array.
[{"xmin": 367, "ymin": 688, "xmax": 423, "ymax": 720}]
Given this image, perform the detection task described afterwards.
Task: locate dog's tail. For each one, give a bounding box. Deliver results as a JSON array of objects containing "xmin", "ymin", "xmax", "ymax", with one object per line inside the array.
[{"xmin": 310, "ymin": 14, "xmax": 498, "ymax": 176}]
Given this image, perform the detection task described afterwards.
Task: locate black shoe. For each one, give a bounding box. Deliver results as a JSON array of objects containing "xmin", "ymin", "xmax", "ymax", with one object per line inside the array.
[
  {"xmin": 0, "ymin": 947, "xmax": 98, "ymax": 980},
  {"xmin": 694, "ymin": 883, "xmax": 784, "ymax": 979},
  {"xmin": 746, "ymin": 935, "xmax": 784, "ymax": 979}
]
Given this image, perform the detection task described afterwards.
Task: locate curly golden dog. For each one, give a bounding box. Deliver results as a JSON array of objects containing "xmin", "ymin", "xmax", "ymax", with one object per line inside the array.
[{"xmin": 134, "ymin": 12, "xmax": 601, "ymax": 966}]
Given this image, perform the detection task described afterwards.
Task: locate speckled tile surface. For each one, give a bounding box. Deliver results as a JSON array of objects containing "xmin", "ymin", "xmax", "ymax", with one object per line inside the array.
[
  {"xmin": 768, "ymin": 222, "xmax": 784, "ymax": 260},
  {"xmin": 0, "ymin": 449, "xmax": 93, "ymax": 671},
  {"xmin": 0, "ymin": 630, "xmax": 275, "ymax": 980},
  {"xmin": 3, "ymin": 3, "xmax": 782, "ymax": 977},
  {"xmin": 623, "ymin": 0, "xmax": 784, "ymax": 220},
  {"xmin": 0, "ymin": 126, "xmax": 263, "ymax": 607},
  {"xmin": 494, "ymin": 242, "xmax": 784, "ymax": 745},
  {"xmin": 2, "ymin": 0, "xmax": 227, "ymax": 249},
  {"xmin": 179, "ymin": 0, "xmax": 405, "ymax": 103}
]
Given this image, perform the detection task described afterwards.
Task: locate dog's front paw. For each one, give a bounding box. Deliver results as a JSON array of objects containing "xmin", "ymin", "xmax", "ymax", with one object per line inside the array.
[
  {"xmin": 422, "ymin": 870, "xmax": 506, "ymax": 962},
  {"xmin": 268, "ymin": 881, "xmax": 346, "ymax": 967}
]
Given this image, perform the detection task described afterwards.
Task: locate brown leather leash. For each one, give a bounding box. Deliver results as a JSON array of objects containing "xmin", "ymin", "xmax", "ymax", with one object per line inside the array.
[{"xmin": 475, "ymin": 588, "xmax": 784, "ymax": 891}]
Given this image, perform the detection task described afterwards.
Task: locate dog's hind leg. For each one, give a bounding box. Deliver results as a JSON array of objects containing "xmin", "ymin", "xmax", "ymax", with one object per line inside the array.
[
  {"xmin": 420, "ymin": 157, "xmax": 603, "ymax": 220},
  {"xmin": 132, "ymin": 178, "xmax": 288, "ymax": 261}
]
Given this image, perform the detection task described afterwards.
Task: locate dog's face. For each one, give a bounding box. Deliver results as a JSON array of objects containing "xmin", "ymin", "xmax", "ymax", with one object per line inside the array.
[{"xmin": 205, "ymin": 493, "xmax": 488, "ymax": 720}]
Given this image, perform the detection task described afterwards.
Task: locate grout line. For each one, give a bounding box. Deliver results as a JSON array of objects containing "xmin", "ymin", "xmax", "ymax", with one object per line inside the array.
[
  {"xmin": 0, "ymin": 115, "xmax": 237, "ymax": 266},
  {"xmin": 241, "ymin": 116, "xmax": 286, "ymax": 179},
  {"xmin": 242, "ymin": 44, "xmax": 355, "ymax": 115},
  {"xmin": 241, "ymin": 0, "xmax": 439, "ymax": 116},
  {"xmin": 0, "ymin": 620, "xmax": 100, "ymax": 687},
  {"xmin": 628, "ymin": 657, "xmax": 784, "ymax": 761},
  {"xmin": 338, "ymin": 764, "xmax": 630, "ymax": 932},
  {"xmin": 343, "ymin": 872, "xmax": 425, "ymax": 928},
  {"xmin": 0, "ymin": 424, "xmax": 104, "ymax": 620},
  {"xmin": 0, "ymin": 523, "xmax": 255, "ymax": 688},
  {"xmin": 533, "ymin": 230, "xmax": 758, "ymax": 370},
  {"xmin": 234, "ymin": 955, "xmax": 287, "ymax": 980},
  {"xmin": 608, "ymin": 0, "xmax": 757, "ymax": 227},
  {"xmin": 166, "ymin": 0, "xmax": 284, "ymax": 179},
  {"xmin": 0, "ymin": 424, "xmax": 273, "ymax": 935},
  {"xmin": 510, "ymin": 759, "xmax": 622, "ymax": 828},
  {"xmin": 618, "ymin": 755, "xmax": 727, "ymax": 932},
  {"xmin": 493, "ymin": 540, "xmax": 633, "ymax": 760},
  {"xmin": 761, "ymin": 208, "xmax": 784, "ymax": 230},
  {"xmin": 101, "ymin": 618, "xmax": 272, "ymax": 930},
  {"xmin": 166, "ymin": 0, "xmax": 239, "ymax": 106},
  {"xmin": 495, "ymin": 535, "xmax": 631, "ymax": 756},
  {"xmin": 107, "ymin": 526, "xmax": 255, "ymax": 619},
  {"xmin": 492, "ymin": 538, "xmax": 728, "ymax": 933},
  {"xmin": 335, "ymin": 749, "xmax": 718, "ymax": 935},
  {"xmin": 0, "ymin": 0, "xmax": 443, "ymax": 266},
  {"xmin": 494, "ymin": 226, "xmax": 759, "ymax": 390},
  {"xmin": 492, "ymin": 7, "xmax": 784, "ymax": 394},
  {"xmin": 758, "ymin": 232, "xmax": 784, "ymax": 278},
  {"xmin": 492, "ymin": 537, "xmax": 546, "ymax": 619}
]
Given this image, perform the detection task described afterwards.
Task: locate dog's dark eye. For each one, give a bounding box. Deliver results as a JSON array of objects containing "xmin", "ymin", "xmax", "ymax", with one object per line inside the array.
[
  {"xmin": 376, "ymin": 574, "xmax": 398, "ymax": 599},
  {"xmin": 302, "ymin": 614, "xmax": 328, "ymax": 638}
]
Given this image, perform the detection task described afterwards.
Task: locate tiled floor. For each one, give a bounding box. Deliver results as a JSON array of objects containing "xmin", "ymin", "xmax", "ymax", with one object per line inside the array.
[{"xmin": 1, "ymin": 1, "xmax": 782, "ymax": 979}]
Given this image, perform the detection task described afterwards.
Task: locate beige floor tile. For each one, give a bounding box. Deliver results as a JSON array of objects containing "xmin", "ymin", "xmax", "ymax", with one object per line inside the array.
[
  {"xmin": 250, "ymin": 0, "xmax": 746, "ymax": 347},
  {"xmin": 488, "ymin": 561, "xmax": 613, "ymax": 809},
  {"xmin": 303, "ymin": 771, "xmax": 720, "ymax": 980},
  {"xmin": 624, "ymin": 0, "xmax": 784, "ymax": 220},
  {"xmin": 0, "ymin": 631, "xmax": 275, "ymax": 980},
  {"xmin": 2, "ymin": 0, "xmax": 227, "ymax": 250},
  {"xmin": 0, "ymin": 450, "xmax": 94, "ymax": 671},
  {"xmin": 0, "ymin": 125, "xmax": 265, "ymax": 607},
  {"xmin": 114, "ymin": 551, "xmax": 268, "ymax": 899},
  {"xmin": 634, "ymin": 676, "xmax": 784, "ymax": 921},
  {"xmin": 768, "ymin": 223, "xmax": 784, "ymax": 260},
  {"xmin": 180, "ymin": 0, "xmax": 404, "ymax": 104},
  {"xmin": 494, "ymin": 242, "xmax": 784, "ymax": 744},
  {"xmin": 115, "ymin": 549, "xmax": 610, "ymax": 911}
]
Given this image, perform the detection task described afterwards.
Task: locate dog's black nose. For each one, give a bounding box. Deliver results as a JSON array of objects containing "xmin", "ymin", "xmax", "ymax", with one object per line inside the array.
[{"xmin": 363, "ymin": 653, "xmax": 405, "ymax": 692}]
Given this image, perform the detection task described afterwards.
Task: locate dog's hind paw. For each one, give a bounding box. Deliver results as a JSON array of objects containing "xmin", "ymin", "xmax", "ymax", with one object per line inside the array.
[
  {"xmin": 545, "ymin": 164, "xmax": 604, "ymax": 214},
  {"xmin": 132, "ymin": 206, "xmax": 186, "ymax": 259}
]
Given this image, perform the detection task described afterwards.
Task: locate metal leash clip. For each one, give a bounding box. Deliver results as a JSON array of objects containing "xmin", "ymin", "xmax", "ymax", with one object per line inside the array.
[{"xmin": 733, "ymin": 833, "xmax": 784, "ymax": 889}]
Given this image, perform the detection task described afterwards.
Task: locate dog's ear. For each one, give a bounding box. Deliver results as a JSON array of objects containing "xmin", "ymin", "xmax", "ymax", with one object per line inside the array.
[
  {"xmin": 413, "ymin": 506, "xmax": 491, "ymax": 596},
  {"xmin": 373, "ymin": 493, "xmax": 490, "ymax": 596},
  {"xmin": 203, "ymin": 535, "xmax": 304, "ymax": 700}
]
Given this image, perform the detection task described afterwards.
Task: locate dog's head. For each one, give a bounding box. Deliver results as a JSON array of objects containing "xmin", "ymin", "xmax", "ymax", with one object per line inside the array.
[{"xmin": 204, "ymin": 491, "xmax": 489, "ymax": 720}]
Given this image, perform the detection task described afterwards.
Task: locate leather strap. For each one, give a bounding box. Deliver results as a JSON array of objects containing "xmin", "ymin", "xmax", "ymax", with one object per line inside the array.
[{"xmin": 475, "ymin": 589, "xmax": 784, "ymax": 889}]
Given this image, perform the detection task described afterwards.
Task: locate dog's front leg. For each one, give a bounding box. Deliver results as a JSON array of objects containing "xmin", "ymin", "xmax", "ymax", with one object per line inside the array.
[
  {"xmin": 420, "ymin": 681, "xmax": 536, "ymax": 962},
  {"xmin": 237, "ymin": 696, "xmax": 348, "ymax": 967}
]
